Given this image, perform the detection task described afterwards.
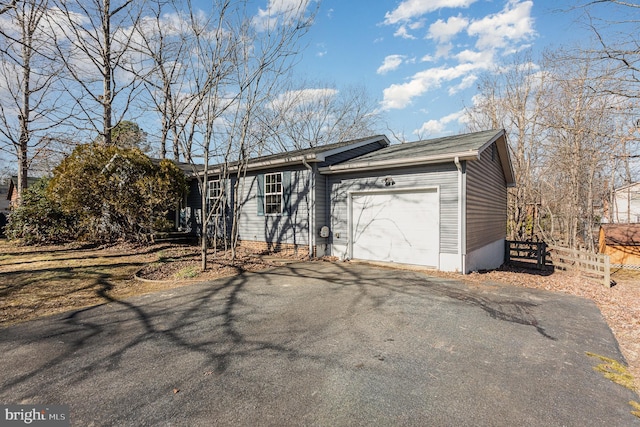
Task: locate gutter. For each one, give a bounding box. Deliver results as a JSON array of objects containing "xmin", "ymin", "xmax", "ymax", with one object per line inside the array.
[
  {"xmin": 302, "ymin": 158, "xmax": 315, "ymax": 258},
  {"xmin": 319, "ymin": 151, "xmax": 480, "ymax": 174},
  {"xmin": 454, "ymin": 156, "xmax": 467, "ymax": 274}
]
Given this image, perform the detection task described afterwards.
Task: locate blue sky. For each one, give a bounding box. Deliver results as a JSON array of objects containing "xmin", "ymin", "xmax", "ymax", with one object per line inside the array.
[
  {"xmin": 292, "ymin": 0, "xmax": 590, "ymax": 141},
  {"xmin": 0, "ymin": 0, "xmax": 617, "ymax": 175}
]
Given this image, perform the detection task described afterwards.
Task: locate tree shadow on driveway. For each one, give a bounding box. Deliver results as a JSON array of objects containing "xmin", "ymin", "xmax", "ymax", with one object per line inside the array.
[{"xmin": 0, "ymin": 261, "xmax": 636, "ymax": 426}]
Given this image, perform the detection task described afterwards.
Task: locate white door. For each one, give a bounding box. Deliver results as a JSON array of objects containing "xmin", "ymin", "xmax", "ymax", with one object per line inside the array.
[{"xmin": 350, "ymin": 189, "xmax": 439, "ymax": 267}]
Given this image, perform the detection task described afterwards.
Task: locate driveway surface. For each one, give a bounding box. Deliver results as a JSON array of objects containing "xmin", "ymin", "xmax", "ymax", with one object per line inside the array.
[{"xmin": 0, "ymin": 261, "xmax": 638, "ymax": 426}]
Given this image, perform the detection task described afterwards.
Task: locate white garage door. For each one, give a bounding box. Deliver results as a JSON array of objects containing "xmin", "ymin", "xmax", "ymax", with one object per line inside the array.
[{"xmin": 350, "ymin": 189, "xmax": 439, "ymax": 267}]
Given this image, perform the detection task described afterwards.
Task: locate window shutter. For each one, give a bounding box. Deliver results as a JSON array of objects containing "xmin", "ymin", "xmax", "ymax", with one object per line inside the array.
[
  {"xmin": 257, "ymin": 174, "xmax": 264, "ymax": 216},
  {"xmin": 283, "ymin": 171, "xmax": 292, "ymax": 216}
]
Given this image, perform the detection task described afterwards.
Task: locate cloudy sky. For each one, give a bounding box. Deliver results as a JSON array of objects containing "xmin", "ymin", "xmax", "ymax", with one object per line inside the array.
[{"xmin": 292, "ymin": 0, "xmax": 591, "ymax": 140}]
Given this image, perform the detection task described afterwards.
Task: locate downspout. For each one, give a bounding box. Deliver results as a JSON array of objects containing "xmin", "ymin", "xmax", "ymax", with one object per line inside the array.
[
  {"xmin": 302, "ymin": 158, "xmax": 314, "ymax": 258},
  {"xmin": 454, "ymin": 157, "xmax": 467, "ymax": 274}
]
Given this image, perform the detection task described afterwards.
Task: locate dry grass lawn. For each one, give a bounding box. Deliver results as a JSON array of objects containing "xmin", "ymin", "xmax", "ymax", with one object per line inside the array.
[{"xmin": 0, "ymin": 240, "xmax": 295, "ymax": 326}]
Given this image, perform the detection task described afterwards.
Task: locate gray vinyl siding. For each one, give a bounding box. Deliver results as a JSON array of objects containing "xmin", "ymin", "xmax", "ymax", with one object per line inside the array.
[
  {"xmin": 465, "ymin": 143, "xmax": 508, "ymax": 252},
  {"xmin": 328, "ymin": 163, "xmax": 459, "ymax": 254},
  {"xmin": 314, "ymin": 168, "xmax": 328, "ymax": 246},
  {"xmin": 235, "ymin": 166, "xmax": 311, "ymax": 245}
]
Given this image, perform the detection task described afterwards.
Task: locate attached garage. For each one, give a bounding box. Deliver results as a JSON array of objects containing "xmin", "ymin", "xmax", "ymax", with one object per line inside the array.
[
  {"xmin": 322, "ymin": 129, "xmax": 515, "ymax": 274},
  {"xmin": 350, "ymin": 189, "xmax": 439, "ymax": 267}
]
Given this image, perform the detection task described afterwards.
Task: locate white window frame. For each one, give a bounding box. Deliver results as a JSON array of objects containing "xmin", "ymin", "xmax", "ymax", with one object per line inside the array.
[
  {"xmin": 264, "ymin": 172, "xmax": 283, "ymax": 215},
  {"xmin": 207, "ymin": 179, "xmax": 224, "ymax": 216}
]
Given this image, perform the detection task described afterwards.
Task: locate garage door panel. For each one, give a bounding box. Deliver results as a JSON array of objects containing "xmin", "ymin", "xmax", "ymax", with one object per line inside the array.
[{"xmin": 351, "ymin": 190, "xmax": 439, "ymax": 267}]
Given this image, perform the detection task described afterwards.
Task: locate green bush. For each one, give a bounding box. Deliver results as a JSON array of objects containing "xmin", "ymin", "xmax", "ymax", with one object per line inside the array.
[
  {"xmin": 47, "ymin": 144, "xmax": 186, "ymax": 243},
  {"xmin": 5, "ymin": 178, "xmax": 77, "ymax": 244}
]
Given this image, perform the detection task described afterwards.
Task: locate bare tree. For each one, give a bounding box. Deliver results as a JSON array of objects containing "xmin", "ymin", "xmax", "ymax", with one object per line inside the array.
[
  {"xmin": 540, "ymin": 50, "xmax": 632, "ymax": 249},
  {"xmin": 258, "ymin": 80, "xmax": 383, "ymax": 153},
  {"xmin": 0, "ymin": 0, "xmax": 16, "ymax": 16},
  {"xmin": 0, "ymin": 0, "xmax": 67, "ymax": 202},
  {"xmin": 465, "ymin": 48, "xmax": 635, "ymax": 250},
  {"xmin": 130, "ymin": 0, "xmax": 189, "ymax": 160},
  {"xmin": 50, "ymin": 0, "xmax": 146, "ymax": 145},
  {"xmin": 577, "ymin": 0, "xmax": 640, "ymax": 96},
  {"xmin": 465, "ymin": 51, "xmax": 548, "ymax": 241},
  {"xmin": 171, "ymin": 0, "xmax": 316, "ymax": 270}
]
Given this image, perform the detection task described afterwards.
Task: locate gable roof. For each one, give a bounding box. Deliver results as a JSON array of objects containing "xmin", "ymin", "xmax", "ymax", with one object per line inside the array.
[
  {"xmin": 7, "ymin": 176, "xmax": 40, "ymax": 201},
  {"xmin": 614, "ymin": 182, "xmax": 640, "ymax": 193},
  {"xmin": 319, "ymin": 129, "xmax": 515, "ymax": 186},
  {"xmin": 189, "ymin": 135, "xmax": 390, "ymax": 176},
  {"xmin": 600, "ymin": 223, "xmax": 640, "ymax": 246}
]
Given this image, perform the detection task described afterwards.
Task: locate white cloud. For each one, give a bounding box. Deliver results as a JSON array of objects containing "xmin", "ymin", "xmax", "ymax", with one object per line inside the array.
[
  {"xmin": 467, "ymin": 0, "xmax": 535, "ymax": 51},
  {"xmin": 381, "ymin": 62, "xmax": 488, "ymax": 110},
  {"xmin": 448, "ymin": 74, "xmax": 477, "ymax": 95},
  {"xmin": 414, "ymin": 110, "xmax": 466, "ymax": 136},
  {"xmin": 254, "ymin": 0, "xmax": 312, "ymax": 31},
  {"xmin": 427, "ymin": 15, "xmax": 469, "ymax": 44},
  {"xmin": 384, "ymin": 0, "xmax": 477, "ymax": 25},
  {"xmin": 455, "ymin": 49, "xmax": 495, "ymax": 66},
  {"xmin": 379, "ymin": 1, "xmax": 536, "ymax": 113},
  {"xmin": 377, "ymin": 55, "xmax": 405, "ymax": 75},
  {"xmin": 270, "ymin": 88, "xmax": 338, "ymax": 110},
  {"xmin": 394, "ymin": 25, "xmax": 416, "ymax": 40}
]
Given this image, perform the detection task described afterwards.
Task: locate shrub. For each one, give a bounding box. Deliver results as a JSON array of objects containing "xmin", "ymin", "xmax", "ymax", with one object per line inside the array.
[
  {"xmin": 5, "ymin": 178, "xmax": 77, "ymax": 244},
  {"xmin": 47, "ymin": 144, "xmax": 186, "ymax": 243}
]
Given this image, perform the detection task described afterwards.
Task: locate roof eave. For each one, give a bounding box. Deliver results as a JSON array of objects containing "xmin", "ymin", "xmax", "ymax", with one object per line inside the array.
[
  {"xmin": 199, "ymin": 154, "xmax": 320, "ymax": 176},
  {"xmin": 190, "ymin": 135, "xmax": 390, "ymax": 177},
  {"xmin": 319, "ymin": 151, "xmax": 481, "ymax": 174}
]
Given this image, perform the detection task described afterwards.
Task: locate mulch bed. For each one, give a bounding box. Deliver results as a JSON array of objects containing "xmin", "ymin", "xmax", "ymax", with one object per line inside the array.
[{"xmin": 135, "ymin": 246, "xmax": 309, "ymax": 281}]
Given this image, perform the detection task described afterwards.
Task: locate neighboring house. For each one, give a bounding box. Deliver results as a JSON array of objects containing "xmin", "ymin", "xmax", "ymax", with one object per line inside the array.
[
  {"xmin": 611, "ymin": 182, "xmax": 640, "ymax": 223},
  {"xmin": 599, "ymin": 223, "xmax": 640, "ymax": 266},
  {"xmin": 6, "ymin": 176, "xmax": 39, "ymax": 208},
  {"xmin": 184, "ymin": 129, "xmax": 515, "ymax": 273}
]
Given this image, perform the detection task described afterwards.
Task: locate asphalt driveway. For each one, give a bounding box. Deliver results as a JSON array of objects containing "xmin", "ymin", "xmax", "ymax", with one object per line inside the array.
[{"xmin": 0, "ymin": 261, "xmax": 638, "ymax": 426}]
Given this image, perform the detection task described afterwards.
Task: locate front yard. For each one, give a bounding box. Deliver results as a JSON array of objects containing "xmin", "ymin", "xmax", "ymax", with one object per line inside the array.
[{"xmin": 0, "ymin": 239, "xmax": 638, "ymax": 392}]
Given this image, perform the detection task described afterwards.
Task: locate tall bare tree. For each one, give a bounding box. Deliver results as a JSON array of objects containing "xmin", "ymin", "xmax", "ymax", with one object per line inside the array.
[
  {"xmin": 0, "ymin": 0, "xmax": 66, "ymax": 202},
  {"xmin": 50, "ymin": 0, "xmax": 146, "ymax": 145},
  {"xmin": 170, "ymin": 0, "xmax": 316, "ymax": 269},
  {"xmin": 130, "ymin": 0, "xmax": 189, "ymax": 160},
  {"xmin": 540, "ymin": 50, "xmax": 632, "ymax": 249},
  {"xmin": 466, "ymin": 48, "xmax": 634, "ymax": 249},
  {"xmin": 465, "ymin": 52, "xmax": 548, "ymax": 241}
]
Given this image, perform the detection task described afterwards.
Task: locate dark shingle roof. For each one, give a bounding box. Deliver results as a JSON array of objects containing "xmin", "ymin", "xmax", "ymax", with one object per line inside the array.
[
  {"xmin": 344, "ymin": 129, "xmax": 503, "ymax": 163},
  {"xmin": 177, "ymin": 135, "xmax": 389, "ymax": 175},
  {"xmin": 242, "ymin": 134, "xmax": 388, "ymax": 165}
]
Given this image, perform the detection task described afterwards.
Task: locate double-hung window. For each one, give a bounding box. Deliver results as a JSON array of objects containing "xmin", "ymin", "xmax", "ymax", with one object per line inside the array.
[
  {"xmin": 264, "ymin": 172, "xmax": 283, "ymax": 215},
  {"xmin": 208, "ymin": 180, "xmax": 223, "ymax": 215}
]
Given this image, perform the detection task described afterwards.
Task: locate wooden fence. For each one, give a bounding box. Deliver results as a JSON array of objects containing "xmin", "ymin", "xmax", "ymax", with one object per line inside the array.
[
  {"xmin": 505, "ymin": 240, "xmax": 548, "ymax": 270},
  {"xmin": 505, "ymin": 241, "xmax": 612, "ymax": 288},
  {"xmin": 547, "ymin": 244, "xmax": 611, "ymax": 288}
]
